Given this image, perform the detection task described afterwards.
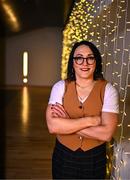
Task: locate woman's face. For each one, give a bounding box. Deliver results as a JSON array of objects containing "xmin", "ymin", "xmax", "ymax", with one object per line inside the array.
[{"xmin": 73, "ymin": 45, "xmax": 96, "ymax": 80}]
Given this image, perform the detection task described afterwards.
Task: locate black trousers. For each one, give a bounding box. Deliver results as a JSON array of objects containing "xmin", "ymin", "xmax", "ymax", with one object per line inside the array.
[{"xmin": 52, "ymin": 139, "xmax": 106, "ymax": 179}]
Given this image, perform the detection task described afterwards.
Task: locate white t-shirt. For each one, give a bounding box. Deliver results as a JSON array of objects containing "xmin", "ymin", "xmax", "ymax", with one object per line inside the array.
[{"xmin": 48, "ymin": 80, "xmax": 119, "ymax": 114}]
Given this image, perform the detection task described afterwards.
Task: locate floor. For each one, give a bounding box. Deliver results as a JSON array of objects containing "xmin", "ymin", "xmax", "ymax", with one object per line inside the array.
[{"xmin": 1, "ymin": 86, "xmax": 55, "ymax": 179}]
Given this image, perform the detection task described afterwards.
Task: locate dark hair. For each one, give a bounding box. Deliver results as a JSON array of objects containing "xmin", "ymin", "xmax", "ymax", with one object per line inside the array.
[{"xmin": 67, "ymin": 40, "xmax": 104, "ymax": 81}]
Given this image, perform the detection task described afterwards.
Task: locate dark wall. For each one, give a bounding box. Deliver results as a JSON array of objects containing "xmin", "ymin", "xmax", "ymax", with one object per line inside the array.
[
  {"xmin": 0, "ymin": 19, "xmax": 5, "ymax": 86},
  {"xmin": 0, "ymin": 20, "xmax": 5, "ymax": 179},
  {"xmin": 0, "ymin": 38, "xmax": 5, "ymax": 86}
]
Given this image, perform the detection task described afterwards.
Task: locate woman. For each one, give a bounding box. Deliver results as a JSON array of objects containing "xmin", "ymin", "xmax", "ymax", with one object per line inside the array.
[{"xmin": 46, "ymin": 40, "xmax": 119, "ymax": 179}]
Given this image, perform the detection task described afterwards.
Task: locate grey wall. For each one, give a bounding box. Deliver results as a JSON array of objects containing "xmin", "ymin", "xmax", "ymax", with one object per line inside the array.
[{"xmin": 5, "ymin": 27, "xmax": 63, "ymax": 86}]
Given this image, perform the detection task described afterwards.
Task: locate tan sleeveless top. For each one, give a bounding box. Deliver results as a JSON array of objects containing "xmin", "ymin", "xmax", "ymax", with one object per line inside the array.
[{"xmin": 57, "ymin": 80, "xmax": 107, "ymax": 151}]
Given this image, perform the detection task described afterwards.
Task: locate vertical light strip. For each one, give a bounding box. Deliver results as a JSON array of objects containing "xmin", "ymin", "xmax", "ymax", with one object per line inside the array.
[{"xmin": 23, "ymin": 51, "xmax": 28, "ymax": 83}]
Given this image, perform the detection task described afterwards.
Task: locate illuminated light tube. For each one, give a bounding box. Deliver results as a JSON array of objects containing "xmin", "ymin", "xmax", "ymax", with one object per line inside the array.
[
  {"xmin": 23, "ymin": 51, "xmax": 28, "ymax": 83},
  {"xmin": 23, "ymin": 78, "xmax": 28, "ymax": 83}
]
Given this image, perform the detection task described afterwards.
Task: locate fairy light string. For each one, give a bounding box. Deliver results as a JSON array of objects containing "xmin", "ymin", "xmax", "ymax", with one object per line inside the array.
[
  {"xmin": 116, "ymin": 5, "xmax": 130, "ymax": 171},
  {"xmin": 62, "ymin": 0, "xmax": 130, "ymax": 179}
]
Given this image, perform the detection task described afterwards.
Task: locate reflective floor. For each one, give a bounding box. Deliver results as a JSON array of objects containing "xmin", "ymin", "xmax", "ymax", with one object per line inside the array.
[{"xmin": 1, "ymin": 86, "xmax": 55, "ymax": 179}]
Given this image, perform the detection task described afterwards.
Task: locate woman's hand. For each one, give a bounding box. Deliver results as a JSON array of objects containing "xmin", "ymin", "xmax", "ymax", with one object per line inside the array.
[
  {"xmin": 76, "ymin": 116, "xmax": 101, "ymax": 137},
  {"xmin": 92, "ymin": 116, "xmax": 101, "ymax": 126},
  {"xmin": 51, "ymin": 102, "xmax": 70, "ymax": 119}
]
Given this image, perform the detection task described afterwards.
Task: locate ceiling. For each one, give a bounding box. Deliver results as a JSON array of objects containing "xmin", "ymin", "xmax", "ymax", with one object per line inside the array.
[{"xmin": 0, "ymin": 0, "xmax": 74, "ymax": 37}]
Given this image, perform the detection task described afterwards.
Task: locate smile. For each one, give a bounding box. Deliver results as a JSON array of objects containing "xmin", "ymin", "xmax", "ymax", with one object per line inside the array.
[{"xmin": 80, "ymin": 68, "xmax": 90, "ymax": 71}]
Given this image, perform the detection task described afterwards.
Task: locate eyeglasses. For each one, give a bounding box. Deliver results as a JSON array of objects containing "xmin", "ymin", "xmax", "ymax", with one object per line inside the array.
[{"xmin": 73, "ymin": 56, "xmax": 95, "ymax": 65}]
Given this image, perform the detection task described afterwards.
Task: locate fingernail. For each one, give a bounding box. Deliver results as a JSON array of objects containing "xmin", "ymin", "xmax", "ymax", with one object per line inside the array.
[{"xmin": 51, "ymin": 105, "xmax": 54, "ymax": 109}]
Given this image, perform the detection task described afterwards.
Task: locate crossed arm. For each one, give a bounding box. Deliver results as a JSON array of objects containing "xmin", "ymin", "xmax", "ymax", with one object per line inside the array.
[
  {"xmin": 46, "ymin": 103, "xmax": 100, "ymax": 134},
  {"xmin": 46, "ymin": 103, "xmax": 118, "ymax": 142}
]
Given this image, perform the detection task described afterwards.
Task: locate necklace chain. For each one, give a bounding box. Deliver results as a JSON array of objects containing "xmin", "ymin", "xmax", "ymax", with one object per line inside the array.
[
  {"xmin": 76, "ymin": 81, "xmax": 95, "ymax": 89},
  {"xmin": 76, "ymin": 82, "xmax": 89, "ymax": 89},
  {"xmin": 76, "ymin": 81, "xmax": 95, "ymax": 101}
]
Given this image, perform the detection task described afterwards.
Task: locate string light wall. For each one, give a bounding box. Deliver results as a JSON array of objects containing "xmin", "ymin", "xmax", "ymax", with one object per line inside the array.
[{"xmin": 61, "ymin": 0, "xmax": 130, "ymax": 179}]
